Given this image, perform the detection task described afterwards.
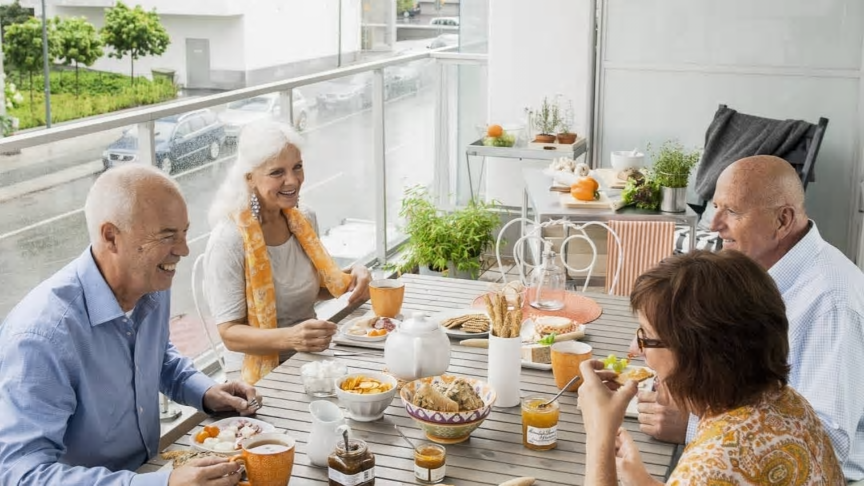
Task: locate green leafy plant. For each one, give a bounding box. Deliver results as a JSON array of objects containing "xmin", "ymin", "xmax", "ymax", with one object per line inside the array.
[
  {"xmin": 57, "ymin": 16, "xmax": 104, "ymax": 97},
  {"xmin": 396, "ymin": 0, "xmax": 415, "ymax": 14},
  {"xmin": 0, "ymin": 0, "xmax": 34, "ymax": 41},
  {"xmin": 649, "ymin": 140, "xmax": 701, "ymax": 188},
  {"xmin": 525, "ymin": 96, "xmax": 561, "ymax": 135},
  {"xmin": 101, "ymin": 1, "xmax": 170, "ymax": 85},
  {"xmin": 393, "ymin": 186, "xmax": 502, "ymax": 278},
  {"xmin": 555, "ymin": 95, "xmax": 575, "ymax": 134},
  {"xmin": 3, "ymin": 17, "xmax": 60, "ymax": 110},
  {"xmin": 621, "ymin": 174, "xmax": 661, "ymax": 210}
]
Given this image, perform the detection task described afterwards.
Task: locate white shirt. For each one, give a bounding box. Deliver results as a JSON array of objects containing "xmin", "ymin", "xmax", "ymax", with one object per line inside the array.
[{"xmin": 685, "ymin": 223, "xmax": 864, "ymax": 481}]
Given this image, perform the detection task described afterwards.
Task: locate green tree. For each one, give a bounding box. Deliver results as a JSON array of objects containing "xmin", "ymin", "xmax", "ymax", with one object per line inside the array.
[
  {"xmin": 57, "ymin": 16, "xmax": 104, "ymax": 97},
  {"xmin": 100, "ymin": 1, "xmax": 169, "ymax": 86},
  {"xmin": 0, "ymin": 0, "xmax": 34, "ymax": 42},
  {"xmin": 396, "ymin": 0, "xmax": 414, "ymax": 15},
  {"xmin": 3, "ymin": 16, "xmax": 59, "ymax": 109}
]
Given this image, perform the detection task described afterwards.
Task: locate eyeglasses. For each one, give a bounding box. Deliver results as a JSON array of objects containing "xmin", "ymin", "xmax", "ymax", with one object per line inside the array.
[{"xmin": 636, "ymin": 328, "xmax": 666, "ymax": 352}]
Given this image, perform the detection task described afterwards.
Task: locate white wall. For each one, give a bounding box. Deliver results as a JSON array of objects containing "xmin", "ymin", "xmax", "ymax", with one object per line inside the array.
[
  {"xmin": 32, "ymin": 0, "xmax": 245, "ymax": 16},
  {"xmin": 484, "ymin": 0, "xmax": 594, "ymax": 206},
  {"xmin": 50, "ymin": 7, "xmax": 246, "ymax": 87},
  {"xmin": 596, "ymin": 0, "xmax": 864, "ymax": 256}
]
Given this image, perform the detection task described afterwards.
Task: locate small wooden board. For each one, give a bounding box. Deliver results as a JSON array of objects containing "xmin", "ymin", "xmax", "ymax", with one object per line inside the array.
[{"xmin": 559, "ymin": 191, "xmax": 614, "ymax": 209}]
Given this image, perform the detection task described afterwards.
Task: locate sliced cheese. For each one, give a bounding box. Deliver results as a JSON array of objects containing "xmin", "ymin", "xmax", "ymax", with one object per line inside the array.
[{"xmin": 520, "ymin": 344, "xmax": 552, "ymax": 364}]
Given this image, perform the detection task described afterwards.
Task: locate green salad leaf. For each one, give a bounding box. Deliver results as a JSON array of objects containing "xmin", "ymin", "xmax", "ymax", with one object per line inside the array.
[
  {"xmin": 602, "ymin": 354, "xmax": 629, "ymax": 373},
  {"xmin": 538, "ymin": 333, "xmax": 557, "ymax": 346}
]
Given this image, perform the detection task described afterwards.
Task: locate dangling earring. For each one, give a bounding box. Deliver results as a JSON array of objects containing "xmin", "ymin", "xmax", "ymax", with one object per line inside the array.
[{"xmin": 250, "ymin": 193, "xmax": 261, "ymax": 222}]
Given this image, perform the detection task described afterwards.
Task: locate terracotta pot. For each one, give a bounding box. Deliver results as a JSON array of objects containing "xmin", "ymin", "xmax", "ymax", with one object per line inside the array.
[
  {"xmin": 556, "ymin": 132, "xmax": 577, "ymax": 145},
  {"xmin": 534, "ymin": 134, "xmax": 556, "ymax": 143}
]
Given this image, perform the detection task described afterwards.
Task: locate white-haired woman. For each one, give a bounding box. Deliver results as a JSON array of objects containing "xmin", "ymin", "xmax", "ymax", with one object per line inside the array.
[{"xmin": 204, "ymin": 120, "xmax": 371, "ymax": 384}]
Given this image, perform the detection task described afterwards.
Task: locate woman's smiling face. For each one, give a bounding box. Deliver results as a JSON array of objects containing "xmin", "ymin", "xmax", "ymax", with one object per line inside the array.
[{"xmin": 247, "ymin": 143, "xmax": 304, "ymax": 212}]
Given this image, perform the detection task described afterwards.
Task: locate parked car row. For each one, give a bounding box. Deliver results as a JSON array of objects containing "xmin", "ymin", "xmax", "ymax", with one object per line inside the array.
[{"xmin": 316, "ymin": 60, "xmax": 433, "ymax": 118}]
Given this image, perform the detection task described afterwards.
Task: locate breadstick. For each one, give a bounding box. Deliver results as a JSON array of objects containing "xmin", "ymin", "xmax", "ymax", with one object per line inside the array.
[{"xmin": 512, "ymin": 294, "xmax": 523, "ymax": 338}]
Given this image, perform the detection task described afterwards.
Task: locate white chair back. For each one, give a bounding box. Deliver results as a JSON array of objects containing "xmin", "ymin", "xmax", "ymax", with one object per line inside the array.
[
  {"xmin": 495, "ymin": 217, "xmax": 624, "ymax": 295},
  {"xmin": 191, "ymin": 253, "xmax": 226, "ymax": 372}
]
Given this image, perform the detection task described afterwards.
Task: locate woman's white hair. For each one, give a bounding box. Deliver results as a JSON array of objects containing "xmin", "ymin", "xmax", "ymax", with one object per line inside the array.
[
  {"xmin": 84, "ymin": 164, "xmax": 181, "ymax": 246},
  {"xmin": 208, "ymin": 119, "xmax": 306, "ymax": 228}
]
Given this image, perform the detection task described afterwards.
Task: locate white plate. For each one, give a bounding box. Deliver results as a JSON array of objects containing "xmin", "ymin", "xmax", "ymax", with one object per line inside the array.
[
  {"xmin": 624, "ymin": 366, "xmax": 656, "ymax": 419},
  {"xmin": 339, "ymin": 316, "xmax": 399, "ymax": 342},
  {"xmin": 520, "ymin": 318, "xmax": 586, "ymax": 343},
  {"xmin": 522, "ymin": 360, "xmax": 552, "ymax": 371},
  {"xmin": 191, "ymin": 417, "xmax": 276, "ymax": 455},
  {"xmin": 431, "ymin": 308, "xmax": 490, "ymax": 339}
]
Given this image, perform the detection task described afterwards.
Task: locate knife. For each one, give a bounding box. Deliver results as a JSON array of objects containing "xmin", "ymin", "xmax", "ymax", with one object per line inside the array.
[{"xmin": 459, "ymin": 329, "xmax": 586, "ymax": 349}]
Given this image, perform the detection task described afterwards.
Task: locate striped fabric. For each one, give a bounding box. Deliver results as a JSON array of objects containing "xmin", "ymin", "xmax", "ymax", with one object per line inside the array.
[{"xmin": 606, "ymin": 221, "xmax": 676, "ymax": 296}]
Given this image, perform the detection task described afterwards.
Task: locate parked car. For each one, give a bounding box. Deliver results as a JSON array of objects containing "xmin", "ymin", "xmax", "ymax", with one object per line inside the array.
[
  {"xmin": 220, "ymin": 90, "xmax": 310, "ymax": 142},
  {"xmin": 316, "ymin": 69, "xmax": 426, "ymax": 118},
  {"xmin": 428, "ymin": 34, "xmax": 459, "ymax": 49},
  {"xmin": 102, "ymin": 109, "xmax": 226, "ymax": 175},
  {"xmin": 429, "ymin": 17, "xmax": 459, "ymax": 26}
]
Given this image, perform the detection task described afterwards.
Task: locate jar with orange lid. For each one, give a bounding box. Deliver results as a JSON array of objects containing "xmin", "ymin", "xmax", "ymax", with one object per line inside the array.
[
  {"xmin": 414, "ymin": 443, "xmax": 446, "ymax": 484},
  {"xmin": 521, "ymin": 395, "xmax": 559, "ymax": 451}
]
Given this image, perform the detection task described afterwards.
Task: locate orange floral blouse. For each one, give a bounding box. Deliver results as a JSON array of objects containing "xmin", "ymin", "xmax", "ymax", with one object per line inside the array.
[{"xmin": 669, "ymin": 386, "xmax": 844, "ymax": 485}]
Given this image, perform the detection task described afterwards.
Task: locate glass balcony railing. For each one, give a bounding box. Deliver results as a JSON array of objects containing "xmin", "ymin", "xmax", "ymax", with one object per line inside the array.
[{"xmin": 0, "ymin": 49, "xmax": 486, "ymax": 369}]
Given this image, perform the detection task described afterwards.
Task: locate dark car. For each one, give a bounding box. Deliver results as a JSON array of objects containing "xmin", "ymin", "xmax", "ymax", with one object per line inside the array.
[{"xmin": 102, "ymin": 109, "xmax": 226, "ymax": 174}]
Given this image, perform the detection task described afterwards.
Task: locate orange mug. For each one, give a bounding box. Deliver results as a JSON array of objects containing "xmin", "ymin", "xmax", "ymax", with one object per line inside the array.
[
  {"xmin": 550, "ymin": 341, "xmax": 593, "ymax": 391},
  {"xmin": 369, "ymin": 279, "xmax": 405, "ymax": 318},
  {"xmin": 229, "ymin": 433, "xmax": 295, "ymax": 486}
]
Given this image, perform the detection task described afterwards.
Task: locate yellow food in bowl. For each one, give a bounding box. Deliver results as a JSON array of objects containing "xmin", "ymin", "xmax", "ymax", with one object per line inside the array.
[{"xmin": 340, "ymin": 375, "xmax": 393, "ymax": 394}]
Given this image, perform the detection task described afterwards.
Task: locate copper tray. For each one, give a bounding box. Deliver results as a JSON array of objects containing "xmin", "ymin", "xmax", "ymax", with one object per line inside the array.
[{"xmin": 471, "ymin": 288, "xmax": 603, "ymax": 325}]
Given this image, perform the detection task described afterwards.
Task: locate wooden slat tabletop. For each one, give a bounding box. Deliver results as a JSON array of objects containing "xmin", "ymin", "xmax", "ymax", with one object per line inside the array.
[{"xmin": 143, "ymin": 274, "xmax": 676, "ymax": 484}]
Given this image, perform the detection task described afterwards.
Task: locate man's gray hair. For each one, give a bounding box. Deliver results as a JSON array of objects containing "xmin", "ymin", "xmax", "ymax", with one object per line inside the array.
[{"xmin": 84, "ymin": 164, "xmax": 181, "ymax": 245}]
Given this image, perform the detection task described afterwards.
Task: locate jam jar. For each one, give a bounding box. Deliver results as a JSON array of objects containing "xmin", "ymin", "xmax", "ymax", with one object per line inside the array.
[
  {"xmin": 414, "ymin": 443, "xmax": 446, "ymax": 484},
  {"xmin": 328, "ymin": 438, "xmax": 375, "ymax": 486},
  {"xmin": 521, "ymin": 395, "xmax": 560, "ymax": 451}
]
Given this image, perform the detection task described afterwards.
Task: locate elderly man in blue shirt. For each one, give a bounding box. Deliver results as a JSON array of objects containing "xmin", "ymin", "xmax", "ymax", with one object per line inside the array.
[
  {"xmin": 0, "ymin": 164, "xmax": 262, "ymax": 486},
  {"xmin": 633, "ymin": 155, "xmax": 864, "ymax": 483}
]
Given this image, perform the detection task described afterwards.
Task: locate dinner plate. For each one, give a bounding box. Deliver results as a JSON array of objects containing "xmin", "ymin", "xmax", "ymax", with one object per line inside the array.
[
  {"xmin": 431, "ymin": 308, "xmax": 490, "ymax": 339},
  {"xmin": 339, "ymin": 316, "xmax": 399, "ymax": 342},
  {"xmin": 624, "ymin": 367, "xmax": 656, "ymax": 419},
  {"xmin": 191, "ymin": 417, "xmax": 276, "ymax": 455},
  {"xmin": 519, "ymin": 318, "xmax": 586, "ymax": 343}
]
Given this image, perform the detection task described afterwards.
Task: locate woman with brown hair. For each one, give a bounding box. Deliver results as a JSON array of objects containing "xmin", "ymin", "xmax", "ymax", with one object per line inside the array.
[{"xmin": 579, "ymin": 250, "xmax": 843, "ymax": 485}]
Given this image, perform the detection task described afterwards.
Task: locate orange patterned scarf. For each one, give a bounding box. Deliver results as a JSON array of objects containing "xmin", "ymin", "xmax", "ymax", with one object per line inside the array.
[{"xmin": 236, "ymin": 207, "xmax": 352, "ymax": 384}]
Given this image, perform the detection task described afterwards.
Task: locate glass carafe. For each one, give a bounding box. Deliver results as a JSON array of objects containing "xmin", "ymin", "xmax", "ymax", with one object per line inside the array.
[{"xmin": 529, "ymin": 244, "xmax": 566, "ymax": 311}]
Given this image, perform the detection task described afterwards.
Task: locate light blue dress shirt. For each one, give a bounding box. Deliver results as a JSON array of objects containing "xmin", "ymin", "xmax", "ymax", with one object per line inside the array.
[
  {"xmin": 0, "ymin": 249, "xmax": 216, "ymax": 486},
  {"xmin": 685, "ymin": 223, "xmax": 864, "ymax": 482}
]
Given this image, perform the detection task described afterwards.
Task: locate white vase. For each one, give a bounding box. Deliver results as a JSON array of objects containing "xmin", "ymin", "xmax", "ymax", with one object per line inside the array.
[{"xmin": 487, "ymin": 334, "xmax": 522, "ymax": 407}]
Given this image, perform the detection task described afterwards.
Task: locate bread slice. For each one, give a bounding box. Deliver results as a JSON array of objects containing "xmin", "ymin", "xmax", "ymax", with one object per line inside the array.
[
  {"xmin": 613, "ymin": 367, "xmax": 654, "ymax": 386},
  {"xmin": 520, "ymin": 344, "xmax": 552, "ymax": 364},
  {"xmin": 161, "ymin": 450, "xmax": 225, "ymax": 468}
]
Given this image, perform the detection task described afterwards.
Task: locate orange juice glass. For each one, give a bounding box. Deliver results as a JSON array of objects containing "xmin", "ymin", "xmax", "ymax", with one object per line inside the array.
[{"xmin": 550, "ymin": 341, "xmax": 593, "ymax": 391}]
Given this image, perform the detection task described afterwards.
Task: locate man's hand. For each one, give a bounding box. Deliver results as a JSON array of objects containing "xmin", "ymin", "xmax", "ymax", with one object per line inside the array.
[
  {"xmin": 636, "ymin": 390, "xmax": 687, "ymax": 444},
  {"xmin": 346, "ymin": 265, "xmax": 371, "ymax": 306},
  {"xmin": 578, "ymin": 359, "xmax": 638, "ymax": 438},
  {"xmin": 615, "ymin": 428, "xmax": 659, "ymax": 486},
  {"xmin": 286, "ymin": 319, "xmax": 337, "ymax": 352},
  {"xmin": 204, "ymin": 381, "xmax": 261, "ymax": 416},
  {"xmin": 168, "ymin": 456, "xmax": 241, "ymax": 486}
]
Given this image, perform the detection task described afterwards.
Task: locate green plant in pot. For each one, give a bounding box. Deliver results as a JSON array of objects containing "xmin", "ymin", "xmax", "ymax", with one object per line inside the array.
[
  {"xmin": 555, "ymin": 96, "xmax": 577, "ymax": 145},
  {"xmin": 526, "ymin": 97, "xmax": 561, "ymax": 144},
  {"xmin": 649, "ymin": 140, "xmax": 700, "ymax": 213},
  {"xmin": 394, "ymin": 186, "xmax": 501, "ymax": 279}
]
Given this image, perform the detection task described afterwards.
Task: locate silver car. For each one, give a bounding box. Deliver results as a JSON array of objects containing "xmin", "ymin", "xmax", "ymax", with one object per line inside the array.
[{"xmin": 219, "ymin": 91, "xmax": 310, "ymax": 141}]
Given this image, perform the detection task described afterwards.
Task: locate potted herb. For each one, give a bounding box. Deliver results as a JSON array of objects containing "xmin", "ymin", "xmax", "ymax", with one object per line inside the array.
[
  {"xmin": 555, "ymin": 96, "xmax": 577, "ymax": 145},
  {"xmin": 394, "ymin": 186, "xmax": 501, "ymax": 279},
  {"xmin": 649, "ymin": 140, "xmax": 700, "ymax": 213},
  {"xmin": 526, "ymin": 97, "xmax": 560, "ymax": 144}
]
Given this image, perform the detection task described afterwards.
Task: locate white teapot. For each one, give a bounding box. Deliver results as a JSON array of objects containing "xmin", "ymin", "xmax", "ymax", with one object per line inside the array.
[{"xmin": 384, "ymin": 312, "xmax": 451, "ymax": 381}]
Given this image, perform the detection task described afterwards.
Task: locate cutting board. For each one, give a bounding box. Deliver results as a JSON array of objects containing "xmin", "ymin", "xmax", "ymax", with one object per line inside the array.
[
  {"xmin": 559, "ymin": 191, "xmax": 614, "ymax": 209},
  {"xmin": 593, "ymin": 168, "xmax": 628, "ymax": 189}
]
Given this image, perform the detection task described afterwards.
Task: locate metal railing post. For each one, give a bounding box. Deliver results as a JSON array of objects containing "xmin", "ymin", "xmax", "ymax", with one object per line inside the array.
[
  {"xmin": 433, "ymin": 61, "xmax": 451, "ymax": 209},
  {"xmin": 279, "ymin": 89, "xmax": 294, "ymax": 127},
  {"xmin": 372, "ymin": 68, "xmax": 387, "ymax": 262},
  {"xmin": 137, "ymin": 120, "xmax": 156, "ymax": 167}
]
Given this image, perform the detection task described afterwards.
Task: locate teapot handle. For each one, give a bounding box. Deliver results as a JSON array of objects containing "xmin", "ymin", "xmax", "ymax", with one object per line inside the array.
[{"xmin": 413, "ymin": 335, "xmax": 423, "ymax": 379}]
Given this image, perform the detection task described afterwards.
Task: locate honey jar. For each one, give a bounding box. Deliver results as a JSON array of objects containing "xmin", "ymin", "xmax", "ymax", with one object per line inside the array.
[
  {"xmin": 521, "ymin": 395, "xmax": 559, "ymax": 451},
  {"xmin": 414, "ymin": 444, "xmax": 446, "ymax": 484},
  {"xmin": 328, "ymin": 438, "xmax": 375, "ymax": 486}
]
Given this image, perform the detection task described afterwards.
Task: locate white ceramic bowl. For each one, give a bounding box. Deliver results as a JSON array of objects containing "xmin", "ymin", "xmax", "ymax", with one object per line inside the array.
[
  {"xmin": 335, "ymin": 371, "xmax": 399, "ymax": 422},
  {"xmin": 610, "ymin": 151, "xmax": 645, "ymax": 172}
]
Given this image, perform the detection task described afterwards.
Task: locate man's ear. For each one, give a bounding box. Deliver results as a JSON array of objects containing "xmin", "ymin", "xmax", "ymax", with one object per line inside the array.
[
  {"xmin": 776, "ymin": 206, "xmax": 796, "ymax": 239},
  {"xmin": 101, "ymin": 223, "xmax": 121, "ymax": 253}
]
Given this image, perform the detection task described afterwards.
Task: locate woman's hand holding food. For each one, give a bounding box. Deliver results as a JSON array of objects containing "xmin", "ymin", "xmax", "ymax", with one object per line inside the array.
[
  {"xmin": 578, "ymin": 359, "xmax": 638, "ymax": 437},
  {"xmin": 346, "ymin": 264, "xmax": 371, "ymax": 305},
  {"xmin": 286, "ymin": 319, "xmax": 337, "ymax": 352}
]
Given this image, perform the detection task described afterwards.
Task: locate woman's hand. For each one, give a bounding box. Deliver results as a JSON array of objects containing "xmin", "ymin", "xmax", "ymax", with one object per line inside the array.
[
  {"xmin": 615, "ymin": 428, "xmax": 657, "ymax": 486},
  {"xmin": 285, "ymin": 319, "xmax": 337, "ymax": 352},
  {"xmin": 578, "ymin": 359, "xmax": 638, "ymax": 438},
  {"xmin": 346, "ymin": 264, "xmax": 371, "ymax": 305}
]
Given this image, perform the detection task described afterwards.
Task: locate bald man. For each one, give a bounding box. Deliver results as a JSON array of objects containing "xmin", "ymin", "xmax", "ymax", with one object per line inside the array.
[
  {"xmin": 636, "ymin": 156, "xmax": 864, "ymax": 482},
  {"xmin": 0, "ymin": 165, "xmax": 261, "ymax": 486}
]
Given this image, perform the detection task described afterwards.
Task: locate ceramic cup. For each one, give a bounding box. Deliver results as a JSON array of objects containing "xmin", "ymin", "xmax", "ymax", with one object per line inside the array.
[
  {"xmin": 369, "ymin": 279, "xmax": 405, "ymax": 318},
  {"xmin": 229, "ymin": 433, "xmax": 296, "ymax": 486},
  {"xmin": 550, "ymin": 341, "xmax": 593, "ymax": 391}
]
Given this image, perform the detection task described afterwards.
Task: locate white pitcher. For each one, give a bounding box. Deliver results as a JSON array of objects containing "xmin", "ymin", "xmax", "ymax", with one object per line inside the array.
[{"xmin": 307, "ymin": 400, "xmax": 350, "ymax": 467}]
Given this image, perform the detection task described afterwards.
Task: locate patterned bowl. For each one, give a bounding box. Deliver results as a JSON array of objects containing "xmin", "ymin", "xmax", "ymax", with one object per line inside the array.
[{"xmin": 399, "ymin": 375, "xmax": 496, "ymax": 444}]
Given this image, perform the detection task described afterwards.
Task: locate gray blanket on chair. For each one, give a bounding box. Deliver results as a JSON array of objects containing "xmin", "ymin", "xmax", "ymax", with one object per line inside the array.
[{"xmin": 694, "ymin": 106, "xmax": 814, "ymax": 200}]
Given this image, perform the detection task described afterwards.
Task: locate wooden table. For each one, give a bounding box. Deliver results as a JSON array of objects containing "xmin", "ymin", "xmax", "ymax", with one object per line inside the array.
[{"xmin": 143, "ymin": 274, "xmax": 676, "ymax": 484}]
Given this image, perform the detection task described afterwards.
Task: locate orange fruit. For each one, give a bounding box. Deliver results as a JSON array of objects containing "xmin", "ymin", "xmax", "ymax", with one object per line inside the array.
[{"xmin": 487, "ymin": 124, "xmax": 503, "ymax": 138}]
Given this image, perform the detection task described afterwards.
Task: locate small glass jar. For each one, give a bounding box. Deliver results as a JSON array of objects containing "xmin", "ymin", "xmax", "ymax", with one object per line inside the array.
[
  {"xmin": 529, "ymin": 247, "xmax": 566, "ymax": 311},
  {"xmin": 414, "ymin": 443, "xmax": 446, "ymax": 484},
  {"xmin": 301, "ymin": 360, "xmax": 347, "ymax": 397},
  {"xmin": 521, "ymin": 395, "xmax": 560, "ymax": 451},
  {"xmin": 328, "ymin": 438, "xmax": 375, "ymax": 486}
]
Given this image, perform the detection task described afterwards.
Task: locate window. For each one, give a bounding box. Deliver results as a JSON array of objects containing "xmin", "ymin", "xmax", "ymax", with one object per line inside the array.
[
  {"xmin": 188, "ymin": 115, "xmax": 207, "ymax": 133},
  {"xmin": 174, "ymin": 122, "xmax": 191, "ymax": 139}
]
